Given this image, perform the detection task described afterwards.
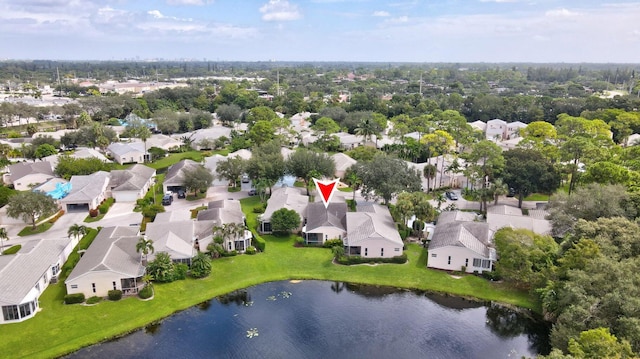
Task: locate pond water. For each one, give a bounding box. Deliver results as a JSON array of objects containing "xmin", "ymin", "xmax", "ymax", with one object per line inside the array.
[{"xmin": 66, "ymin": 281, "xmax": 550, "ymax": 359}]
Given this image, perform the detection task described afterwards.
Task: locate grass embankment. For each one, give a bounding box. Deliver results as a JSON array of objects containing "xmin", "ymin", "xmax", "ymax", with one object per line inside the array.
[
  {"xmin": 147, "ymin": 151, "xmax": 204, "ymax": 171},
  {"xmin": 0, "ymin": 197, "xmax": 536, "ymax": 359},
  {"xmin": 17, "ymin": 222, "xmax": 52, "ymax": 236}
]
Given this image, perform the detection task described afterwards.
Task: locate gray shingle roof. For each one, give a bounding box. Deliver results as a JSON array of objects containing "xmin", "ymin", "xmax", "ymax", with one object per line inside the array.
[
  {"xmin": 107, "ymin": 142, "xmax": 146, "ymax": 157},
  {"xmin": 8, "ymin": 161, "xmax": 53, "ymax": 181},
  {"xmin": 305, "ymin": 202, "xmax": 347, "ymax": 232},
  {"xmin": 345, "ymin": 204, "xmax": 402, "ymax": 246},
  {"xmin": 145, "ymin": 220, "xmax": 195, "ymax": 261},
  {"xmin": 331, "ymin": 153, "xmax": 357, "ymax": 173},
  {"xmin": 197, "ymin": 199, "xmax": 244, "ymax": 225},
  {"xmin": 261, "ymin": 187, "xmax": 308, "ymax": 222},
  {"xmin": 0, "ymin": 238, "xmax": 71, "ymax": 306},
  {"xmin": 429, "ymin": 211, "xmax": 494, "ymax": 258},
  {"xmin": 61, "ymin": 171, "xmax": 110, "ymax": 202},
  {"xmin": 66, "ymin": 226, "xmax": 144, "ymax": 282},
  {"xmin": 110, "ymin": 164, "xmax": 155, "ymax": 192},
  {"xmin": 164, "ymin": 159, "xmax": 202, "ymax": 186}
]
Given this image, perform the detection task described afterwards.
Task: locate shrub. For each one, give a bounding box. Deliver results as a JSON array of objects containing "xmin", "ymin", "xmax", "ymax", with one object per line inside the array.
[
  {"xmin": 89, "ymin": 209, "xmax": 99, "ymax": 217},
  {"xmin": 64, "ymin": 293, "xmax": 85, "ymax": 304},
  {"xmin": 138, "ymin": 285, "xmax": 153, "ymax": 299},
  {"xmin": 98, "ymin": 198, "xmax": 114, "ymax": 214},
  {"xmin": 48, "ymin": 210, "xmax": 65, "ymax": 224},
  {"xmin": 174, "ymin": 263, "xmax": 188, "ymax": 280},
  {"xmin": 336, "ymin": 253, "xmax": 408, "ymax": 265},
  {"xmin": 245, "ymin": 246, "xmax": 257, "ymax": 255},
  {"xmin": 108, "ymin": 290, "xmax": 123, "ymax": 301},
  {"xmin": 86, "ymin": 296, "xmax": 102, "ymax": 305},
  {"xmin": 221, "ymin": 250, "xmax": 238, "ymax": 257},
  {"xmin": 461, "ymin": 265, "xmax": 467, "ymax": 273},
  {"xmin": 481, "ymin": 271, "xmax": 502, "ymax": 281},
  {"xmin": 252, "ymin": 206, "xmax": 265, "ymax": 214},
  {"xmin": 323, "ymin": 239, "xmax": 344, "ymax": 248},
  {"xmin": 190, "ymin": 252, "xmax": 212, "ymax": 278},
  {"xmin": 142, "ymin": 204, "xmax": 165, "ymax": 221},
  {"xmin": 253, "ymin": 235, "xmax": 266, "ymax": 252}
]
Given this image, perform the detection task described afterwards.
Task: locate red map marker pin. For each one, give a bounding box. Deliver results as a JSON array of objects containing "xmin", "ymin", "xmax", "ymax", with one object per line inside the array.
[{"xmin": 313, "ymin": 178, "xmax": 340, "ymax": 208}]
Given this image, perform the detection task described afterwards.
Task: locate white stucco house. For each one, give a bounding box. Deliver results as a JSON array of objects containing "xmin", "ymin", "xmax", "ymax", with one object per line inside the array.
[
  {"xmin": 344, "ymin": 202, "xmax": 403, "ymax": 258},
  {"xmin": 331, "ymin": 153, "xmax": 357, "ymax": 178},
  {"xmin": 163, "ymin": 159, "xmax": 203, "ymax": 193},
  {"xmin": 1, "ymin": 238, "xmax": 74, "ymax": 324},
  {"xmin": 109, "ymin": 164, "xmax": 156, "ymax": 202},
  {"xmin": 303, "ymin": 202, "xmax": 347, "ymax": 245},
  {"xmin": 485, "ymin": 119, "xmax": 508, "ymax": 141},
  {"xmin": 107, "ymin": 142, "xmax": 147, "ymax": 165},
  {"xmin": 427, "ymin": 211, "xmax": 496, "ymax": 274},
  {"xmin": 59, "ymin": 171, "xmax": 111, "ymax": 212},
  {"xmin": 4, "ymin": 161, "xmax": 55, "ymax": 191},
  {"xmin": 197, "ymin": 199, "xmax": 251, "ymax": 252},
  {"xmin": 259, "ymin": 187, "xmax": 308, "ymax": 234},
  {"xmin": 486, "ymin": 205, "xmax": 552, "ymax": 235},
  {"xmin": 65, "ymin": 226, "xmax": 145, "ymax": 298}
]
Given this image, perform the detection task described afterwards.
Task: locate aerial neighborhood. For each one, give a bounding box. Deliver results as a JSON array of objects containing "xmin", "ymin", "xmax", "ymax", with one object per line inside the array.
[{"xmin": 1, "ymin": 62, "xmax": 640, "ymax": 358}]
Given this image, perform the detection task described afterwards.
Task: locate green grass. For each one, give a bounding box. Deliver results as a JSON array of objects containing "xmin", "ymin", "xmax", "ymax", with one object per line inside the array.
[
  {"xmin": 147, "ymin": 151, "xmax": 204, "ymax": 170},
  {"xmin": 0, "ymin": 197, "xmax": 537, "ymax": 359},
  {"xmin": 294, "ymin": 180, "xmax": 305, "ymax": 188},
  {"xmin": 17, "ymin": 222, "xmax": 52, "ymax": 236},
  {"xmin": 523, "ymin": 193, "xmax": 550, "ymax": 201},
  {"xmin": 338, "ymin": 187, "xmax": 354, "ymax": 192},
  {"xmin": 83, "ymin": 213, "xmax": 105, "ymax": 223},
  {"xmin": 2, "ymin": 244, "xmax": 21, "ymax": 255},
  {"xmin": 227, "ymin": 186, "xmax": 241, "ymax": 193}
]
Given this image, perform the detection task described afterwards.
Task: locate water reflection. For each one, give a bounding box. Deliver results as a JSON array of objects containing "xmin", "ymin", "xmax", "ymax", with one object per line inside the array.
[{"xmin": 65, "ymin": 280, "xmax": 550, "ymax": 359}]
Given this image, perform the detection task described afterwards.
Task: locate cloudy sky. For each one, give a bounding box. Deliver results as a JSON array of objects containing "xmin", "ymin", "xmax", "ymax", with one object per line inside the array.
[{"xmin": 1, "ymin": 0, "xmax": 639, "ymax": 63}]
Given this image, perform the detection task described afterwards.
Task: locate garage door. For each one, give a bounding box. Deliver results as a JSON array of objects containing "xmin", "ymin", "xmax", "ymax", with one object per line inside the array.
[{"xmin": 66, "ymin": 203, "xmax": 89, "ymax": 212}]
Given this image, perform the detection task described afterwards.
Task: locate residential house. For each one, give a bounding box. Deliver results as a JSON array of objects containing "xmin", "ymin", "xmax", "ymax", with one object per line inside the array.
[
  {"xmin": 259, "ymin": 187, "xmax": 308, "ymax": 233},
  {"xmin": 145, "ymin": 210, "xmax": 215, "ymax": 264},
  {"xmin": 4, "ymin": 161, "xmax": 55, "ymax": 191},
  {"xmin": 144, "ymin": 134, "xmax": 182, "ymax": 152},
  {"xmin": 228, "ymin": 149, "xmax": 252, "ymax": 160},
  {"xmin": 1, "ymin": 238, "xmax": 74, "ymax": 324},
  {"xmin": 59, "ymin": 171, "xmax": 110, "ymax": 212},
  {"xmin": 486, "ymin": 205, "xmax": 552, "ymax": 235},
  {"xmin": 32, "ymin": 177, "xmax": 70, "ymax": 200},
  {"xmin": 469, "ymin": 120, "xmax": 487, "ymax": 133},
  {"xmin": 506, "ymin": 121, "xmax": 528, "ymax": 139},
  {"xmin": 485, "ymin": 119, "xmax": 508, "ymax": 141},
  {"xmin": 65, "ymin": 226, "xmax": 145, "ymax": 298},
  {"xmin": 109, "ymin": 164, "xmax": 156, "ymax": 202},
  {"xmin": 427, "ymin": 211, "xmax": 496, "ymax": 274},
  {"xmin": 627, "ymin": 133, "xmax": 640, "ymax": 146},
  {"xmin": 344, "ymin": 202, "xmax": 403, "ymax": 258},
  {"xmin": 197, "ymin": 199, "xmax": 251, "ymax": 252},
  {"xmin": 331, "ymin": 153, "xmax": 356, "ymax": 178},
  {"xmin": 303, "ymin": 202, "xmax": 347, "ymax": 245},
  {"xmin": 334, "ymin": 132, "xmax": 364, "ymax": 150},
  {"xmin": 183, "ymin": 126, "xmax": 232, "ymax": 150},
  {"xmin": 107, "ymin": 142, "xmax": 147, "ymax": 165},
  {"xmin": 203, "ymin": 154, "xmax": 232, "ymax": 187},
  {"xmin": 163, "ymin": 159, "xmax": 203, "ymax": 193}
]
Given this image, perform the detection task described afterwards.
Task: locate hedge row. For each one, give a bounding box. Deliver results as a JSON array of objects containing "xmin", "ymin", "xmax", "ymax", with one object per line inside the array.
[
  {"xmin": 336, "ymin": 253, "xmax": 408, "ymax": 265},
  {"xmin": 64, "ymin": 293, "xmax": 85, "ymax": 304}
]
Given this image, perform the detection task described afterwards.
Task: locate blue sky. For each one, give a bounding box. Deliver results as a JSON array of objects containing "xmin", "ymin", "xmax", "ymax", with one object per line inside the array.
[{"xmin": 1, "ymin": 0, "xmax": 639, "ymax": 62}]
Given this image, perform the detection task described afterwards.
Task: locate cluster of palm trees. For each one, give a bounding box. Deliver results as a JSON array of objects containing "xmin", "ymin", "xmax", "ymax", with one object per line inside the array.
[{"xmin": 0, "ymin": 227, "xmax": 8, "ymax": 255}]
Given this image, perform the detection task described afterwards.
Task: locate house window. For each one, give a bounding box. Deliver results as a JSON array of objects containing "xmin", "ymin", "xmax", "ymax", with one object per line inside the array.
[
  {"xmin": 395, "ymin": 248, "xmax": 400, "ymax": 252},
  {"xmin": 447, "ymin": 256, "xmax": 451, "ymax": 265},
  {"xmin": 473, "ymin": 258, "xmax": 482, "ymax": 267},
  {"xmin": 113, "ymin": 281, "xmax": 117, "ymax": 290},
  {"xmin": 35, "ymin": 283, "xmax": 40, "ymax": 292},
  {"xmin": 431, "ymin": 253, "xmax": 437, "ymax": 258},
  {"xmin": 70, "ymin": 285, "xmax": 78, "ymax": 289},
  {"xmin": 482, "ymin": 260, "xmax": 491, "ymax": 269},
  {"xmin": 92, "ymin": 283, "xmax": 96, "ymax": 293},
  {"xmin": 364, "ymin": 248, "xmax": 368, "ymax": 256},
  {"xmin": 2, "ymin": 305, "xmax": 19, "ymax": 321},
  {"xmin": 465, "ymin": 258, "xmax": 469, "ymax": 267},
  {"xmin": 381, "ymin": 248, "xmax": 384, "ymax": 256},
  {"xmin": 228, "ymin": 242, "xmax": 232, "ymax": 251},
  {"xmin": 52, "ymin": 263, "xmax": 60, "ymax": 276},
  {"xmin": 19, "ymin": 302, "xmax": 33, "ymax": 318}
]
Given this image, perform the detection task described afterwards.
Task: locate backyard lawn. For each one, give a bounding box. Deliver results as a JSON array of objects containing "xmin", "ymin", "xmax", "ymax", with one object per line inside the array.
[{"xmin": 0, "ymin": 197, "xmax": 537, "ymax": 359}]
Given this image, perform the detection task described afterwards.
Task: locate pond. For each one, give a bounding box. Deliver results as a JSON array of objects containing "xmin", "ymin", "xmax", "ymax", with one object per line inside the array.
[{"xmin": 66, "ymin": 280, "xmax": 550, "ymax": 359}]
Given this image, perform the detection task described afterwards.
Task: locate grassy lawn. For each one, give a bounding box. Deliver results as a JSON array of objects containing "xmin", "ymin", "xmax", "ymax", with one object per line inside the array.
[
  {"xmin": 0, "ymin": 197, "xmax": 537, "ymax": 359},
  {"xmin": 338, "ymin": 187, "xmax": 353, "ymax": 192},
  {"xmin": 147, "ymin": 151, "xmax": 204, "ymax": 170},
  {"xmin": 17, "ymin": 222, "xmax": 52, "ymax": 237},
  {"xmin": 523, "ymin": 193, "xmax": 550, "ymax": 201}
]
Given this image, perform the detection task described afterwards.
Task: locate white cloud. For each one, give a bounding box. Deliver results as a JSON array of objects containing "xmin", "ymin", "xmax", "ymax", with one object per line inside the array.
[
  {"xmin": 384, "ymin": 16, "xmax": 409, "ymax": 24},
  {"xmin": 372, "ymin": 11, "xmax": 390, "ymax": 17},
  {"xmin": 545, "ymin": 8, "xmax": 579, "ymax": 17},
  {"xmin": 260, "ymin": 0, "xmax": 302, "ymax": 21},
  {"xmin": 166, "ymin": 0, "xmax": 213, "ymax": 5}
]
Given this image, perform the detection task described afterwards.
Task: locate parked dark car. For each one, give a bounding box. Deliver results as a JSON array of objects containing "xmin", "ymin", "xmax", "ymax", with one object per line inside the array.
[
  {"xmin": 177, "ymin": 189, "xmax": 186, "ymax": 199},
  {"xmin": 248, "ymin": 189, "xmax": 257, "ymax": 196},
  {"xmin": 445, "ymin": 191, "xmax": 458, "ymax": 200},
  {"xmin": 507, "ymin": 188, "xmax": 516, "ymax": 197},
  {"xmin": 162, "ymin": 194, "xmax": 173, "ymax": 205}
]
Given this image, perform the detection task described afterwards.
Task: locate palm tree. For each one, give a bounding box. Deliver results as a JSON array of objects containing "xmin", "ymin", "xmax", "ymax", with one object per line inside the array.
[
  {"xmin": 136, "ymin": 237, "xmax": 155, "ymax": 264},
  {"xmin": 343, "ymin": 169, "xmax": 362, "ymax": 201},
  {"xmin": 67, "ymin": 224, "xmax": 88, "ymax": 243},
  {"xmin": 0, "ymin": 227, "xmax": 7, "ymax": 255},
  {"xmin": 491, "ymin": 178, "xmax": 509, "ymax": 205},
  {"xmin": 355, "ymin": 117, "xmax": 377, "ymax": 144}
]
